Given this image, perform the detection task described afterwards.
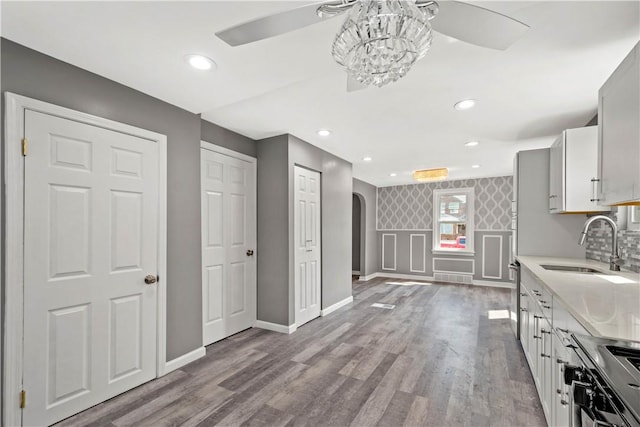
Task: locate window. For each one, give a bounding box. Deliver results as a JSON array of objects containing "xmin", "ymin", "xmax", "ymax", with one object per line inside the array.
[{"xmin": 433, "ymin": 187, "xmax": 475, "ymax": 254}]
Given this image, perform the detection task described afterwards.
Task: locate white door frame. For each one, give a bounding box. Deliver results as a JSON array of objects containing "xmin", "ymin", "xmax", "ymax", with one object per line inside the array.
[
  {"xmin": 3, "ymin": 93, "xmax": 168, "ymax": 426},
  {"xmin": 200, "ymin": 140, "xmax": 257, "ymax": 342}
]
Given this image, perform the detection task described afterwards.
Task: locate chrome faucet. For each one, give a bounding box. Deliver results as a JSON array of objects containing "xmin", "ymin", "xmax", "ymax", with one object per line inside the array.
[{"xmin": 579, "ymin": 215, "xmax": 621, "ymax": 271}]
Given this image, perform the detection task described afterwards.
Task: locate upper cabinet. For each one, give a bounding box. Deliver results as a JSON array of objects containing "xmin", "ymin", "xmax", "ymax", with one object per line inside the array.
[
  {"xmin": 549, "ymin": 126, "xmax": 609, "ymax": 213},
  {"xmin": 597, "ymin": 42, "xmax": 640, "ymax": 206}
]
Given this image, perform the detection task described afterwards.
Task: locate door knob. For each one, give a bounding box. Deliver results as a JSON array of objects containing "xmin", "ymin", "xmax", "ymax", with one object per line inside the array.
[
  {"xmin": 144, "ymin": 275, "xmax": 158, "ymax": 284},
  {"xmin": 246, "ymin": 249, "xmax": 254, "ymax": 256}
]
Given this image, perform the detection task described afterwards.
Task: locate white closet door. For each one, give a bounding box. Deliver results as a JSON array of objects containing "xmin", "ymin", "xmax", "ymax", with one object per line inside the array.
[
  {"xmin": 294, "ymin": 166, "xmax": 322, "ymax": 327},
  {"xmin": 23, "ymin": 110, "xmax": 160, "ymax": 426},
  {"xmin": 201, "ymin": 148, "xmax": 256, "ymax": 345}
]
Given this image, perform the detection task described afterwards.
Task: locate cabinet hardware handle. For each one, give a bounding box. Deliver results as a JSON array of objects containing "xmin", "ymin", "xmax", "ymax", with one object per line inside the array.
[
  {"xmin": 542, "ymin": 305, "xmax": 551, "ymax": 309},
  {"xmin": 556, "ymin": 358, "xmax": 566, "ymax": 364},
  {"xmin": 534, "ymin": 335, "xmax": 541, "ymax": 339},
  {"xmin": 534, "ymin": 315, "xmax": 542, "ymax": 319},
  {"xmin": 560, "ymin": 400, "xmax": 568, "ymax": 406},
  {"xmin": 557, "ymin": 328, "xmax": 569, "ymax": 333},
  {"xmin": 520, "ymin": 292, "xmax": 527, "ymax": 297},
  {"xmin": 541, "ymin": 329, "xmax": 551, "ymax": 334},
  {"xmin": 520, "ymin": 308, "xmax": 528, "ymax": 312},
  {"xmin": 557, "ymin": 389, "xmax": 562, "ymax": 394},
  {"xmin": 539, "ymin": 300, "xmax": 547, "ymax": 303},
  {"xmin": 541, "ymin": 353, "xmax": 551, "ymax": 358},
  {"xmin": 590, "ymin": 177, "xmax": 601, "ymax": 203}
]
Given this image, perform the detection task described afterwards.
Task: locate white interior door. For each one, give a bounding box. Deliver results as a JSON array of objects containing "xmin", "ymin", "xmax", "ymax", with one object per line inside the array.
[
  {"xmin": 22, "ymin": 110, "xmax": 160, "ymax": 425},
  {"xmin": 294, "ymin": 166, "xmax": 321, "ymax": 327},
  {"xmin": 201, "ymin": 147, "xmax": 256, "ymax": 346}
]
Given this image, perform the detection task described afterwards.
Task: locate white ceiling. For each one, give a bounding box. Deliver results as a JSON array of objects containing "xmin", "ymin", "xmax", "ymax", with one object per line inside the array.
[{"xmin": 2, "ymin": 1, "xmax": 639, "ymax": 186}]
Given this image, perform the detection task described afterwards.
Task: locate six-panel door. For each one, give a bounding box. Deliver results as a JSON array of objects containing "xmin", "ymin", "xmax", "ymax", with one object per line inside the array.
[
  {"xmin": 23, "ymin": 110, "xmax": 159, "ymax": 425},
  {"xmin": 201, "ymin": 148, "xmax": 256, "ymax": 345},
  {"xmin": 294, "ymin": 166, "xmax": 322, "ymax": 328}
]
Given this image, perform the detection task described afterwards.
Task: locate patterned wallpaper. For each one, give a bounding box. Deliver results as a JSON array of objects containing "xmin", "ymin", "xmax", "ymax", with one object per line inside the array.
[
  {"xmin": 377, "ymin": 176, "xmax": 513, "ymax": 230},
  {"xmin": 585, "ymin": 210, "xmax": 640, "ymax": 273}
]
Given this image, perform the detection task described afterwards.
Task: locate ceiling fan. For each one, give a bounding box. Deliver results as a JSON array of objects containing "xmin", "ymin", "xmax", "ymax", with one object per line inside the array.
[{"xmin": 215, "ymin": 1, "xmax": 529, "ymax": 90}]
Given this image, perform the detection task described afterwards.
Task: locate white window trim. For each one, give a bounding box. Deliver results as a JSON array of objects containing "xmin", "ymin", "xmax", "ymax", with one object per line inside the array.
[{"xmin": 432, "ymin": 187, "xmax": 475, "ymax": 255}]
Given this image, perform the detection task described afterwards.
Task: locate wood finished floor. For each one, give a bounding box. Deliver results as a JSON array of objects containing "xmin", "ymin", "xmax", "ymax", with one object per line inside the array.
[{"xmin": 56, "ymin": 277, "xmax": 546, "ymax": 427}]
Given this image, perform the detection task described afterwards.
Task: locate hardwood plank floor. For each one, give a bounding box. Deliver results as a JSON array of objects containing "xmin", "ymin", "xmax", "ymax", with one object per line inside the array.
[{"xmin": 56, "ymin": 278, "xmax": 546, "ymax": 427}]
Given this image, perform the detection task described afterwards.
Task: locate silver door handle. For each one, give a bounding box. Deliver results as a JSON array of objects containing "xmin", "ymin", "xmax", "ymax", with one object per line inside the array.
[{"xmin": 144, "ymin": 275, "xmax": 158, "ymax": 285}]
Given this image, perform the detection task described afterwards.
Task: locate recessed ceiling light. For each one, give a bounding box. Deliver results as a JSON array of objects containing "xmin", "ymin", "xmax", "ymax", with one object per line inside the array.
[
  {"xmin": 465, "ymin": 141, "xmax": 479, "ymax": 147},
  {"xmin": 390, "ymin": 173, "xmax": 397, "ymax": 177},
  {"xmin": 185, "ymin": 54, "xmax": 216, "ymax": 71},
  {"xmin": 454, "ymin": 99, "xmax": 476, "ymax": 110},
  {"xmin": 363, "ymin": 156, "xmax": 372, "ymax": 162},
  {"xmin": 472, "ymin": 164, "xmax": 481, "ymax": 168},
  {"xmin": 317, "ymin": 129, "xmax": 331, "ymax": 137}
]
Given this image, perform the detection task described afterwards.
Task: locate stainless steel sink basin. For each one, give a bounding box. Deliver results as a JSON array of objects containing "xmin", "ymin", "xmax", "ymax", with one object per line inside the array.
[{"xmin": 541, "ymin": 264, "xmax": 602, "ymax": 273}]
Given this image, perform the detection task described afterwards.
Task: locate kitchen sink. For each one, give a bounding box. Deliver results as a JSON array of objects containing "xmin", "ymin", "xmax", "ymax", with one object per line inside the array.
[{"xmin": 540, "ymin": 264, "xmax": 602, "ymax": 273}]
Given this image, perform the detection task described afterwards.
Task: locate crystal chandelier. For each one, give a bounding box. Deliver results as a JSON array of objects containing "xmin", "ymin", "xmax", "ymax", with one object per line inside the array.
[{"xmin": 331, "ymin": 0, "xmax": 435, "ymax": 88}]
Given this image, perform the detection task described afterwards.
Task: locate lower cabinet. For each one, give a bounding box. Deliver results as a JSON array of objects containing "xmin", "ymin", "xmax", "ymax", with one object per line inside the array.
[{"xmin": 520, "ymin": 266, "xmax": 582, "ymax": 427}]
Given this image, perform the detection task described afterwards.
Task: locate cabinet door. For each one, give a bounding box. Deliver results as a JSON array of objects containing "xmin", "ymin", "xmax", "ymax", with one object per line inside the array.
[
  {"xmin": 549, "ymin": 138, "xmax": 563, "ymax": 212},
  {"xmin": 520, "ymin": 290, "xmax": 530, "ymax": 355},
  {"xmin": 539, "ymin": 317, "xmax": 553, "ymax": 423},
  {"xmin": 598, "ymin": 42, "xmax": 640, "ymax": 204},
  {"xmin": 552, "ymin": 333, "xmax": 571, "ymax": 427}
]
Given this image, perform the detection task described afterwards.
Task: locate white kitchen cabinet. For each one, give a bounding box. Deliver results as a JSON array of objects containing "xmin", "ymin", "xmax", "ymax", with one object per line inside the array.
[
  {"xmin": 549, "ymin": 126, "xmax": 609, "ymax": 213},
  {"xmin": 597, "ymin": 42, "xmax": 640, "ymax": 205}
]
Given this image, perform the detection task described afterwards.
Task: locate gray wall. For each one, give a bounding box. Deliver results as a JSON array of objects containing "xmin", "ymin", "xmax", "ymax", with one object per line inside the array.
[
  {"xmin": 256, "ymin": 134, "xmax": 353, "ymax": 326},
  {"xmin": 256, "ymin": 135, "xmax": 290, "ymax": 325},
  {"xmin": 1, "ymin": 38, "xmax": 204, "ymax": 361},
  {"xmin": 201, "ymin": 119, "xmax": 257, "ymax": 158},
  {"xmin": 376, "ymin": 176, "xmax": 514, "ymax": 283},
  {"xmin": 353, "ymin": 178, "xmax": 378, "ymax": 277},
  {"xmin": 352, "ymin": 195, "xmax": 361, "ymax": 272}
]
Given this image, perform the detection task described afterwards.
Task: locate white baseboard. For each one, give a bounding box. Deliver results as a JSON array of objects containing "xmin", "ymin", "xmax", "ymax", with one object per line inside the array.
[
  {"xmin": 163, "ymin": 346, "xmax": 205, "ymax": 374},
  {"xmin": 359, "ymin": 272, "xmax": 380, "ymax": 281},
  {"xmin": 371, "ymin": 272, "xmax": 512, "ymax": 289},
  {"xmin": 321, "ymin": 296, "xmax": 354, "ymax": 316},
  {"xmin": 376, "ymin": 272, "xmax": 434, "ymax": 281},
  {"xmin": 254, "ymin": 320, "xmax": 297, "ymax": 334}
]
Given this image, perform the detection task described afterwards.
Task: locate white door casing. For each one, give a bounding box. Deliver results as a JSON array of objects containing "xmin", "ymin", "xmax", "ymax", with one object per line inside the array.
[
  {"xmin": 3, "ymin": 93, "xmax": 168, "ymax": 427},
  {"xmin": 293, "ymin": 166, "xmax": 321, "ymax": 328},
  {"xmin": 201, "ymin": 144, "xmax": 256, "ymax": 345}
]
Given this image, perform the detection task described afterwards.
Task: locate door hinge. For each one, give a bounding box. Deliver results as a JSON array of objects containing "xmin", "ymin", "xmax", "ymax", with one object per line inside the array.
[
  {"xmin": 20, "ymin": 390, "xmax": 26, "ymax": 409},
  {"xmin": 21, "ymin": 138, "xmax": 28, "ymax": 156}
]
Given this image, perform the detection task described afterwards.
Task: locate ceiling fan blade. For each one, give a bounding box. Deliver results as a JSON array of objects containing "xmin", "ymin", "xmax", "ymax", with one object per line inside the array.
[
  {"xmin": 430, "ymin": 1, "xmax": 529, "ymax": 50},
  {"xmin": 216, "ymin": 1, "xmax": 336, "ymax": 47},
  {"xmin": 347, "ymin": 76, "xmax": 368, "ymax": 93}
]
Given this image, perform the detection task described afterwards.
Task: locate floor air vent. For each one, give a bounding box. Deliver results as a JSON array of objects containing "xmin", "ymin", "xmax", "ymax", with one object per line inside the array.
[{"xmin": 433, "ymin": 272, "xmax": 473, "ymax": 285}]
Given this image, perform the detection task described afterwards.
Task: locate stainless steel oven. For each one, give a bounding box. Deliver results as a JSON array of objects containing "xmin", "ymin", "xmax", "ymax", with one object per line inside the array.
[{"xmin": 564, "ymin": 334, "xmax": 640, "ymax": 427}]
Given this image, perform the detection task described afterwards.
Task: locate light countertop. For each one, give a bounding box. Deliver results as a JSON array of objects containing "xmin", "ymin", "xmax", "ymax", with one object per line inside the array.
[{"xmin": 516, "ymin": 256, "xmax": 640, "ymax": 343}]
